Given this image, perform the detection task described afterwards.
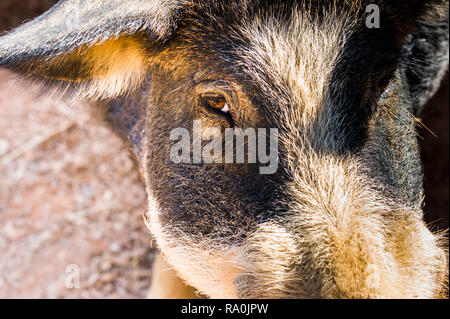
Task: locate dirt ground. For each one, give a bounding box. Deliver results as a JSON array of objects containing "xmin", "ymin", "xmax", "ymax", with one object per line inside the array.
[
  {"xmin": 0, "ymin": 70, "xmax": 154, "ymax": 298},
  {"xmin": 0, "ymin": 1, "xmax": 155, "ymax": 299},
  {"xmin": 0, "ymin": 1, "xmax": 448, "ymax": 299}
]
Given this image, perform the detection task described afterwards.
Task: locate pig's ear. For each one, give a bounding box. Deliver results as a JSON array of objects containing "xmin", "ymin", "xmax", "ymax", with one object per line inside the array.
[
  {"xmin": 0, "ymin": 0, "xmax": 183, "ymax": 99},
  {"xmin": 400, "ymin": 0, "xmax": 449, "ymax": 114}
]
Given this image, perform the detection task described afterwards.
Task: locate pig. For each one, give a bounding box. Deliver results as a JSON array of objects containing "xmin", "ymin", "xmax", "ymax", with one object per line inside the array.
[{"xmin": 0, "ymin": 0, "xmax": 448, "ymax": 298}]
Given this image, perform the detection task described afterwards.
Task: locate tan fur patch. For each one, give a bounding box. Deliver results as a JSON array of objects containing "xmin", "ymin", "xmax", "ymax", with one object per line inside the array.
[
  {"xmin": 148, "ymin": 254, "xmax": 200, "ymax": 299},
  {"xmin": 241, "ymin": 154, "xmax": 448, "ymax": 298},
  {"xmin": 31, "ymin": 36, "xmax": 148, "ymax": 99}
]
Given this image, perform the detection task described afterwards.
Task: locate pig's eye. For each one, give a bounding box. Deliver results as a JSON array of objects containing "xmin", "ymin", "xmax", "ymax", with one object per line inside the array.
[
  {"xmin": 201, "ymin": 94, "xmax": 230, "ymax": 113},
  {"xmin": 198, "ymin": 92, "xmax": 234, "ymax": 126},
  {"xmin": 378, "ymin": 76, "xmax": 391, "ymax": 94}
]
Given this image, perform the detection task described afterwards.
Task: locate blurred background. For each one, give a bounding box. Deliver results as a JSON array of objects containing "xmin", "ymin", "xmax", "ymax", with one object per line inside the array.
[
  {"xmin": 0, "ymin": 0, "xmax": 154, "ymax": 298},
  {"xmin": 0, "ymin": 0, "xmax": 448, "ymax": 298}
]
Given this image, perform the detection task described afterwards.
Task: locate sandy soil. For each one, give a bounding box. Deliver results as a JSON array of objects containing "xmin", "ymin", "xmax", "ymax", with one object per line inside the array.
[
  {"xmin": 0, "ymin": 0, "xmax": 153, "ymax": 299},
  {"xmin": 0, "ymin": 71, "xmax": 154, "ymax": 298}
]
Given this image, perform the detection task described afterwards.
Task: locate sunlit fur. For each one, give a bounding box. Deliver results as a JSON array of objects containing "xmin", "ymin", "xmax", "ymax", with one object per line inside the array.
[
  {"xmin": 235, "ymin": 7, "xmax": 447, "ymax": 298},
  {"xmin": 0, "ymin": 0, "xmax": 181, "ymax": 98},
  {"xmin": 143, "ymin": 170, "xmax": 246, "ymax": 299},
  {"xmin": 241, "ymin": 155, "xmax": 447, "ymax": 298},
  {"xmin": 147, "ymin": 254, "xmax": 199, "ymax": 299},
  {"xmin": 28, "ymin": 37, "xmax": 148, "ymax": 99}
]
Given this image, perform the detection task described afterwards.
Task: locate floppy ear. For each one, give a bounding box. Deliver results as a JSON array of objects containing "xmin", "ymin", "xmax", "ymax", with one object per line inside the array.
[
  {"xmin": 400, "ymin": 0, "xmax": 449, "ymax": 114},
  {"xmin": 0, "ymin": 0, "xmax": 183, "ymax": 99}
]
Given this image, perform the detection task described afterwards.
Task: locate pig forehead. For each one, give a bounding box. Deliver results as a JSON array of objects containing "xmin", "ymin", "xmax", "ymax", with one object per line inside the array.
[
  {"xmin": 234, "ymin": 9, "xmax": 352, "ymax": 117},
  {"xmin": 160, "ymin": 3, "xmax": 402, "ymax": 151},
  {"xmin": 169, "ymin": 6, "xmax": 371, "ymax": 114},
  {"xmin": 169, "ymin": 2, "xmax": 396, "ymax": 98},
  {"xmin": 154, "ymin": 1, "xmax": 401, "ymax": 127},
  {"xmin": 229, "ymin": 8, "xmax": 369, "ymax": 152}
]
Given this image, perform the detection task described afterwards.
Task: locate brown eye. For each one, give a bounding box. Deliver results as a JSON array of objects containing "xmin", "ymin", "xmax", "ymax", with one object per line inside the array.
[
  {"xmin": 379, "ymin": 76, "xmax": 390, "ymax": 93},
  {"xmin": 202, "ymin": 94, "xmax": 230, "ymax": 113}
]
